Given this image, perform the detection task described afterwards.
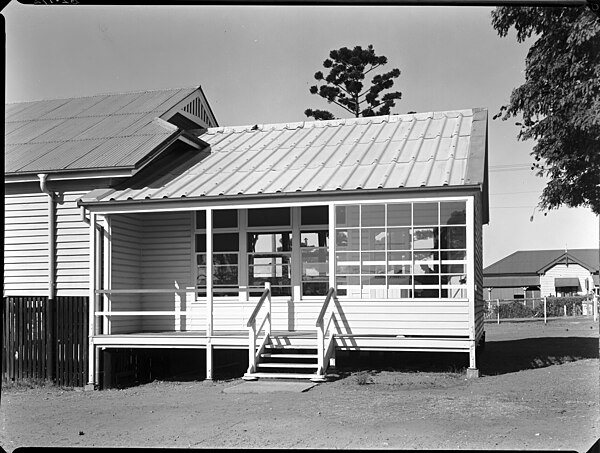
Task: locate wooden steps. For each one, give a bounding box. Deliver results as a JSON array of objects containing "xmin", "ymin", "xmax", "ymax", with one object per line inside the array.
[{"xmin": 243, "ymin": 334, "xmax": 326, "ymax": 381}]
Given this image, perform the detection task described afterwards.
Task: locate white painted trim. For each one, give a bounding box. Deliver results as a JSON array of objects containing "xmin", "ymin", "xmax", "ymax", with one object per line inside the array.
[
  {"xmin": 465, "ymin": 196, "xmax": 476, "ymax": 369},
  {"xmin": 82, "ymin": 192, "xmax": 478, "ymax": 215},
  {"xmin": 238, "ymin": 209, "xmax": 248, "ymax": 302},
  {"xmin": 329, "ymin": 203, "xmax": 336, "ymax": 290},
  {"xmin": 87, "ymin": 212, "xmax": 97, "ymax": 386},
  {"xmin": 291, "ymin": 207, "xmax": 302, "ymax": 301},
  {"xmin": 206, "ymin": 208, "xmax": 213, "ymax": 337}
]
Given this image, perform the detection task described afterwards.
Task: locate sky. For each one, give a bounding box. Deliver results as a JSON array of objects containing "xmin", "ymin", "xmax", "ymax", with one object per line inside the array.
[{"xmin": 3, "ymin": 2, "xmax": 598, "ymax": 267}]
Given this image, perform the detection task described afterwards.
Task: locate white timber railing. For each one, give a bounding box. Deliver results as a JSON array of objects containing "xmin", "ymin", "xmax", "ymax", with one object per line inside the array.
[
  {"xmin": 315, "ymin": 287, "xmax": 337, "ymax": 378},
  {"xmin": 245, "ymin": 282, "xmax": 272, "ymax": 374}
]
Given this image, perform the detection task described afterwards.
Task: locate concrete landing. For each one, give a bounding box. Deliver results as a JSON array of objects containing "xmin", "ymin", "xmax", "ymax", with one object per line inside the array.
[{"xmin": 223, "ymin": 380, "xmax": 318, "ymax": 394}]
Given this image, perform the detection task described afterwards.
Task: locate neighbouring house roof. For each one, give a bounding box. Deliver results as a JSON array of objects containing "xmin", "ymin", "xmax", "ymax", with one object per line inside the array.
[
  {"xmin": 80, "ymin": 108, "xmax": 489, "ymax": 217},
  {"xmin": 484, "ymin": 249, "xmax": 600, "ymax": 280},
  {"xmin": 5, "ymin": 86, "xmax": 217, "ymax": 179},
  {"xmin": 483, "ymin": 276, "xmax": 540, "ymax": 288}
]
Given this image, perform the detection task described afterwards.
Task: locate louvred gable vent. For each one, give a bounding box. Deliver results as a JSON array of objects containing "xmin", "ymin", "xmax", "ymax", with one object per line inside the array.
[{"xmin": 182, "ymin": 96, "xmax": 212, "ymax": 127}]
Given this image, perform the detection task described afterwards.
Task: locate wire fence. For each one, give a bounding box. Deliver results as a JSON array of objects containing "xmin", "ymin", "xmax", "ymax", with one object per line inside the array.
[{"xmin": 484, "ymin": 295, "xmax": 598, "ymax": 323}]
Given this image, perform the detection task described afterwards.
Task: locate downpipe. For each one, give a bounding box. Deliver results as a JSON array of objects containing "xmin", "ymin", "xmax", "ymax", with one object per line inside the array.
[{"xmin": 38, "ymin": 173, "xmax": 56, "ymax": 381}]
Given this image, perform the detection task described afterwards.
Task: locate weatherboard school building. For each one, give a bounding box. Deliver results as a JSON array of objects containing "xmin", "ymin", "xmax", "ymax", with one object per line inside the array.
[{"xmin": 4, "ymin": 87, "xmax": 489, "ymax": 387}]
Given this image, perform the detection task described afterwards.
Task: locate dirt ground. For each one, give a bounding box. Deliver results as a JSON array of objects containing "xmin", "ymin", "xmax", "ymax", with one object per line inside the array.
[{"xmin": 1, "ymin": 317, "xmax": 598, "ymax": 452}]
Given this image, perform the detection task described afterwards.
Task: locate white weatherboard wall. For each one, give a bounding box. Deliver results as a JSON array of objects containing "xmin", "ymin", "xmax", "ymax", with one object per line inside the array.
[
  {"xmin": 110, "ymin": 214, "xmax": 143, "ymax": 334},
  {"xmin": 541, "ymin": 263, "xmax": 594, "ymax": 296},
  {"xmin": 4, "ymin": 193, "xmax": 49, "ymax": 297},
  {"xmin": 139, "ymin": 211, "xmax": 194, "ymax": 332},
  {"xmin": 55, "ymin": 192, "xmax": 90, "ymax": 297}
]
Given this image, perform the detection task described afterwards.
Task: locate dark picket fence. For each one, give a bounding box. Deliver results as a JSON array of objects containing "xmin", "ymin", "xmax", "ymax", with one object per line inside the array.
[{"xmin": 2, "ymin": 296, "xmax": 88, "ymax": 386}]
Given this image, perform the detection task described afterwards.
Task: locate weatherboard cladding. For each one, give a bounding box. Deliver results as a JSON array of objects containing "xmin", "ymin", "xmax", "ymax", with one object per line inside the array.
[
  {"xmin": 89, "ymin": 108, "xmax": 485, "ymax": 203},
  {"xmin": 4, "ymin": 87, "xmax": 198, "ymax": 175}
]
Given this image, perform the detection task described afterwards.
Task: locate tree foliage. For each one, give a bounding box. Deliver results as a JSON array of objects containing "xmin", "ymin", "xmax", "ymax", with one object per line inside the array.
[
  {"xmin": 491, "ymin": 6, "xmax": 600, "ymax": 214},
  {"xmin": 304, "ymin": 45, "xmax": 402, "ymax": 120}
]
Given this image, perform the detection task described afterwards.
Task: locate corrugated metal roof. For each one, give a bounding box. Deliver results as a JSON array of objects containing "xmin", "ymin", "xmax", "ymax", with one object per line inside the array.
[
  {"xmin": 4, "ymin": 87, "xmax": 199, "ymax": 175},
  {"xmin": 84, "ymin": 108, "xmax": 488, "ymax": 204},
  {"xmin": 484, "ymin": 249, "xmax": 600, "ymax": 276}
]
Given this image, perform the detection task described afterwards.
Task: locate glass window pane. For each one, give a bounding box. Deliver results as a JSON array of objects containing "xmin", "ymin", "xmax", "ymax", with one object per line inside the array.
[
  {"xmin": 301, "ymin": 206, "xmax": 328, "ymax": 225},
  {"xmin": 336, "ymin": 229, "xmax": 360, "ymax": 251},
  {"xmin": 361, "ymin": 228, "xmax": 386, "ymax": 250},
  {"xmin": 214, "ymin": 233, "xmax": 239, "ymax": 252},
  {"xmin": 361, "ymin": 275, "xmax": 386, "ymax": 286},
  {"xmin": 214, "ymin": 253, "xmax": 238, "ymax": 265},
  {"xmin": 414, "ymin": 288, "xmax": 439, "ymax": 298},
  {"xmin": 361, "ymin": 251, "xmax": 385, "ymax": 263},
  {"xmin": 388, "ymin": 251, "xmax": 412, "ymax": 262},
  {"xmin": 336, "ymin": 265, "xmax": 360, "ymax": 274},
  {"xmin": 196, "ymin": 211, "xmax": 206, "ymax": 229},
  {"xmin": 214, "ymin": 209, "xmax": 238, "ymax": 228},
  {"xmin": 301, "ymin": 231, "xmax": 328, "ymax": 247},
  {"xmin": 414, "ymin": 274, "xmax": 440, "ymax": 285},
  {"xmin": 361, "ymin": 204, "xmax": 385, "ymax": 227},
  {"xmin": 413, "ymin": 227, "xmax": 438, "ymax": 249},
  {"xmin": 389, "ymin": 227, "xmax": 411, "ymax": 250},
  {"xmin": 336, "ymin": 205, "xmax": 359, "ymax": 227},
  {"xmin": 196, "ymin": 254, "xmax": 206, "ymax": 265},
  {"xmin": 442, "ymin": 250, "xmax": 467, "ymax": 260},
  {"xmin": 441, "ymin": 288, "xmax": 467, "ymax": 298},
  {"xmin": 336, "ymin": 276, "xmax": 360, "ymax": 297},
  {"xmin": 388, "ymin": 264, "xmax": 412, "ymax": 274},
  {"xmin": 414, "ymin": 202, "xmax": 438, "ymax": 225},
  {"xmin": 195, "ymin": 234, "xmax": 206, "ymax": 253},
  {"xmin": 387, "ymin": 203, "xmax": 411, "ymax": 226},
  {"xmin": 302, "ymin": 282, "xmax": 329, "ymax": 296},
  {"xmin": 362, "ymin": 264, "xmax": 386, "ymax": 274},
  {"xmin": 388, "ymin": 275, "xmax": 412, "ymax": 285},
  {"xmin": 440, "ymin": 201, "xmax": 466, "ymax": 225},
  {"xmin": 213, "ymin": 266, "xmax": 238, "ymax": 285},
  {"xmin": 441, "ymin": 226, "xmax": 466, "ymax": 249},
  {"xmin": 196, "ymin": 266, "xmax": 206, "ymax": 286},
  {"xmin": 441, "ymin": 264, "xmax": 465, "ymax": 274},
  {"xmin": 248, "ymin": 233, "xmax": 292, "ymax": 252},
  {"xmin": 441, "ymin": 275, "xmax": 467, "ymax": 285},
  {"xmin": 337, "ymin": 251, "xmax": 359, "ymax": 262},
  {"xmin": 248, "ymin": 207, "xmax": 290, "ymax": 227}
]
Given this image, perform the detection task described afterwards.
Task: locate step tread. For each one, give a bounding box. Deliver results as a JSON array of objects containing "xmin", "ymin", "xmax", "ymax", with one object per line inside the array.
[
  {"xmin": 260, "ymin": 353, "xmax": 318, "ymax": 359},
  {"xmin": 258, "ymin": 362, "xmax": 318, "ymax": 369},
  {"xmin": 244, "ymin": 372, "xmax": 324, "ymax": 380},
  {"xmin": 265, "ymin": 344, "xmax": 318, "ymax": 350}
]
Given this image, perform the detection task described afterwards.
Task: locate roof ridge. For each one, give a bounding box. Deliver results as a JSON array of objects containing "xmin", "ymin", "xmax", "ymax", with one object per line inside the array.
[
  {"xmin": 5, "ymin": 86, "xmax": 199, "ymax": 105},
  {"xmin": 205, "ymin": 108, "xmax": 481, "ymax": 135}
]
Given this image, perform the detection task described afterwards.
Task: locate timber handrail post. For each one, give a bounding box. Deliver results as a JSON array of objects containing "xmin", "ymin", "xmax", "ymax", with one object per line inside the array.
[
  {"xmin": 245, "ymin": 283, "xmax": 272, "ymax": 375},
  {"xmin": 316, "ymin": 287, "xmax": 336, "ymax": 376}
]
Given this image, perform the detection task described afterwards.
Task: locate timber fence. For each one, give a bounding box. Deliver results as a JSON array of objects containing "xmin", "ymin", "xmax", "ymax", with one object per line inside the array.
[
  {"xmin": 2, "ymin": 296, "xmax": 88, "ymax": 386},
  {"xmin": 484, "ymin": 295, "xmax": 597, "ymax": 323}
]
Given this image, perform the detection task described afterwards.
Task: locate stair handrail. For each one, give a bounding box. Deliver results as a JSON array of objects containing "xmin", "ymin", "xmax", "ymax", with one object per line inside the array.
[
  {"xmin": 316, "ymin": 287, "xmax": 337, "ymax": 377},
  {"xmin": 246, "ymin": 282, "xmax": 271, "ymax": 375}
]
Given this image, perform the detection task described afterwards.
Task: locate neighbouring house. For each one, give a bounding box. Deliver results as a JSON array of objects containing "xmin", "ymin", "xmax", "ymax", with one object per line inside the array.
[
  {"xmin": 483, "ymin": 249, "xmax": 599, "ymax": 301},
  {"xmin": 3, "ymin": 87, "xmax": 218, "ymax": 385},
  {"xmin": 5, "ymin": 91, "xmax": 490, "ymax": 387}
]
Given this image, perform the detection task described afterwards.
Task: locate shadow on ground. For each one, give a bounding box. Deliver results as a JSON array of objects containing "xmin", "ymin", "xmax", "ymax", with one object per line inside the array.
[
  {"xmin": 478, "ymin": 336, "xmax": 598, "ymax": 376},
  {"xmin": 333, "ymin": 336, "xmax": 598, "ymax": 378}
]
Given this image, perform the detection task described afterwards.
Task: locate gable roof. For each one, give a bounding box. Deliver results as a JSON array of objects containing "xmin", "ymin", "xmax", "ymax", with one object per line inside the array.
[
  {"xmin": 5, "ymin": 86, "xmax": 218, "ymax": 179},
  {"xmin": 80, "ymin": 108, "xmax": 489, "ymax": 212},
  {"xmin": 484, "ymin": 249, "xmax": 599, "ymax": 276}
]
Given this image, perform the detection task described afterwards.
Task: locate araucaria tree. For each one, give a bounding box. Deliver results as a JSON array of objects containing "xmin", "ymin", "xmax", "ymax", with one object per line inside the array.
[
  {"xmin": 491, "ymin": 6, "xmax": 600, "ymax": 214},
  {"xmin": 304, "ymin": 45, "xmax": 402, "ymax": 120}
]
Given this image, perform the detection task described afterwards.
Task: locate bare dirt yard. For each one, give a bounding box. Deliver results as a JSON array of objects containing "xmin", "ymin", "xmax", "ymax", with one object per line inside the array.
[{"xmin": 1, "ymin": 317, "xmax": 598, "ymax": 452}]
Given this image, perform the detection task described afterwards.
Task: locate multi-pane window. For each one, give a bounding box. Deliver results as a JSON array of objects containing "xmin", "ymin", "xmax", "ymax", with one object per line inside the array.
[
  {"xmin": 300, "ymin": 206, "xmax": 329, "ymax": 296},
  {"xmin": 247, "ymin": 232, "xmax": 292, "ymax": 296},
  {"xmin": 247, "ymin": 207, "xmax": 292, "ymax": 297},
  {"xmin": 195, "ymin": 210, "xmax": 239, "ymax": 297},
  {"xmin": 335, "ymin": 201, "xmax": 467, "ymax": 299}
]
